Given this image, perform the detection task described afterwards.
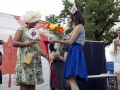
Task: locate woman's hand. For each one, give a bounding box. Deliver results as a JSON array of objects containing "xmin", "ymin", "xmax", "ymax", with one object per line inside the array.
[
  {"xmin": 114, "ymin": 40, "xmax": 119, "ymax": 51},
  {"xmin": 49, "ymin": 40, "xmax": 57, "ymax": 44},
  {"xmin": 54, "ymin": 51, "xmax": 63, "ymax": 60},
  {"xmin": 114, "ymin": 40, "xmax": 119, "ymax": 46},
  {"xmin": 55, "ymin": 51, "xmax": 60, "ymax": 57},
  {"xmin": 27, "ymin": 40, "xmax": 36, "ymax": 46}
]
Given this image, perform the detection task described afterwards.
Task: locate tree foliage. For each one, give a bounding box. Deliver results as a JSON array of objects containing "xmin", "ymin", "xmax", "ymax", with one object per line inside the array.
[{"xmin": 45, "ymin": 0, "xmax": 120, "ymax": 46}]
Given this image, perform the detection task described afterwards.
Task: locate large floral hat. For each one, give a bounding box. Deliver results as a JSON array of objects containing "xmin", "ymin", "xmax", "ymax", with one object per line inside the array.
[{"xmin": 20, "ymin": 11, "xmax": 42, "ymax": 23}]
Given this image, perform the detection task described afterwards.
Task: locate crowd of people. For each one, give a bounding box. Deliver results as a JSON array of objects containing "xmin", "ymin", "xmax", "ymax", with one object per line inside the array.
[{"xmin": 0, "ymin": 4, "xmax": 119, "ymax": 90}]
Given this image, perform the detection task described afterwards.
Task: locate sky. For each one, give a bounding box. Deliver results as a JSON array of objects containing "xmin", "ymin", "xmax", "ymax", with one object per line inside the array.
[
  {"xmin": 0, "ymin": 0, "xmax": 63, "ymax": 20},
  {"xmin": 0, "ymin": 0, "xmax": 117, "ymax": 61},
  {"xmin": 0, "ymin": 0, "xmax": 64, "ymax": 38}
]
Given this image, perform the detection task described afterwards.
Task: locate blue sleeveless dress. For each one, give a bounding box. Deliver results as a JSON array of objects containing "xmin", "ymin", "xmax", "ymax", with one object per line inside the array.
[{"xmin": 64, "ymin": 24, "xmax": 88, "ymax": 81}]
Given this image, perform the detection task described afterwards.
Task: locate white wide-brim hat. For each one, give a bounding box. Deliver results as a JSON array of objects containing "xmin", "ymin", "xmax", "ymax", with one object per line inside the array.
[
  {"xmin": 113, "ymin": 24, "xmax": 120, "ymax": 32},
  {"xmin": 20, "ymin": 11, "xmax": 42, "ymax": 23}
]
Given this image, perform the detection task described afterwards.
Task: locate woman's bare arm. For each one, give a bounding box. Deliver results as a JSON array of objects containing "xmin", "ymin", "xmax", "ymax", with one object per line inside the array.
[
  {"xmin": 40, "ymin": 49, "xmax": 48, "ymax": 59},
  {"xmin": 60, "ymin": 52, "xmax": 68, "ymax": 62},
  {"xmin": 12, "ymin": 30, "xmax": 27, "ymax": 47},
  {"xmin": 50, "ymin": 51, "xmax": 56, "ymax": 63},
  {"xmin": 50, "ymin": 25, "xmax": 82, "ymax": 46},
  {"xmin": 12, "ymin": 29, "xmax": 36, "ymax": 47}
]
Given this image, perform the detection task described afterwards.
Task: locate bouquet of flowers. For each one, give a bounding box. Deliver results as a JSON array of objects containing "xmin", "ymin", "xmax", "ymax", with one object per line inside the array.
[
  {"xmin": 45, "ymin": 23, "xmax": 66, "ymax": 51},
  {"xmin": 39, "ymin": 23, "xmax": 66, "ymax": 51},
  {"xmin": 45, "ymin": 23, "xmax": 65, "ymax": 34}
]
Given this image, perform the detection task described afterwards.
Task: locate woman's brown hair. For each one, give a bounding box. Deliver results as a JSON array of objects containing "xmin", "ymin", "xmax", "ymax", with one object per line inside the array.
[{"xmin": 70, "ymin": 10, "xmax": 85, "ymax": 26}]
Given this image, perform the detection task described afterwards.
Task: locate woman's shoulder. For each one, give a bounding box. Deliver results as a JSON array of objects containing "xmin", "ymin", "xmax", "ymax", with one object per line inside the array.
[
  {"xmin": 76, "ymin": 24, "xmax": 84, "ymax": 28},
  {"xmin": 74, "ymin": 24, "xmax": 84, "ymax": 31},
  {"xmin": 18, "ymin": 27, "xmax": 28, "ymax": 34},
  {"xmin": 18, "ymin": 26, "xmax": 25, "ymax": 31},
  {"xmin": 75, "ymin": 24, "xmax": 82, "ymax": 29},
  {"xmin": 112, "ymin": 37, "xmax": 119, "ymax": 42}
]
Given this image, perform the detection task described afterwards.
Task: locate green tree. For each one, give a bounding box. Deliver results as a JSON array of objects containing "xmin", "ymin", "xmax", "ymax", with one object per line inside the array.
[{"xmin": 45, "ymin": 0, "xmax": 120, "ymax": 46}]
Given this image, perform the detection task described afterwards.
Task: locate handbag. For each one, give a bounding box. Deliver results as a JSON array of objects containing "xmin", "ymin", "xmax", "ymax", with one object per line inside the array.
[{"xmin": 23, "ymin": 47, "xmax": 34, "ymax": 65}]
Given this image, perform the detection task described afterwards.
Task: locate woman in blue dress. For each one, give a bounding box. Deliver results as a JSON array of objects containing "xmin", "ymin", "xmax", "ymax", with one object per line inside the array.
[{"xmin": 49, "ymin": 5, "xmax": 88, "ymax": 90}]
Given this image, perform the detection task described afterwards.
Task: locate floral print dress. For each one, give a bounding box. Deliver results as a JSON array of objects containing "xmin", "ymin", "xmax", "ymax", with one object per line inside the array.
[{"xmin": 14, "ymin": 27, "xmax": 44, "ymax": 85}]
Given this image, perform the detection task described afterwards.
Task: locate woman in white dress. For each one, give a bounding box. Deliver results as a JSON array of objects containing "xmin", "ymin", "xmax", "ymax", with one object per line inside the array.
[{"xmin": 109, "ymin": 27, "xmax": 120, "ymax": 90}]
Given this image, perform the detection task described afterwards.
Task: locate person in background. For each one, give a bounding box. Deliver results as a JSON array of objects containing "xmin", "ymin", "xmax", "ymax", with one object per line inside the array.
[
  {"xmin": 0, "ymin": 51, "xmax": 2, "ymax": 90},
  {"xmin": 0, "ymin": 40, "xmax": 3, "ymax": 45},
  {"xmin": 49, "ymin": 5, "xmax": 88, "ymax": 90},
  {"xmin": 109, "ymin": 27, "xmax": 120, "ymax": 90},
  {"xmin": 12, "ymin": 11, "xmax": 48, "ymax": 90},
  {"xmin": 49, "ymin": 43, "xmax": 69, "ymax": 90},
  {"xmin": 0, "ymin": 41, "xmax": 4, "ymax": 90},
  {"xmin": 49, "ymin": 43, "xmax": 56, "ymax": 64}
]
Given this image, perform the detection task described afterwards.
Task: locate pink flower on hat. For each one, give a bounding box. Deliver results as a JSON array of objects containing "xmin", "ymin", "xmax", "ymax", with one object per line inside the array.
[{"xmin": 70, "ymin": 5, "xmax": 78, "ymax": 14}]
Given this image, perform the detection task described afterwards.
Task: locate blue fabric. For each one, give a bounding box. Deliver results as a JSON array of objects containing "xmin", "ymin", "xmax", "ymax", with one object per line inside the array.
[
  {"xmin": 106, "ymin": 61, "xmax": 114, "ymax": 80},
  {"xmin": 106, "ymin": 61, "xmax": 114, "ymax": 72},
  {"xmin": 64, "ymin": 43, "xmax": 88, "ymax": 81}
]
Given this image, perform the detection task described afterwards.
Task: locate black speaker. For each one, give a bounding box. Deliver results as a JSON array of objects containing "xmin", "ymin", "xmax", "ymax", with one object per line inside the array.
[{"xmin": 77, "ymin": 41, "xmax": 107, "ymax": 90}]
